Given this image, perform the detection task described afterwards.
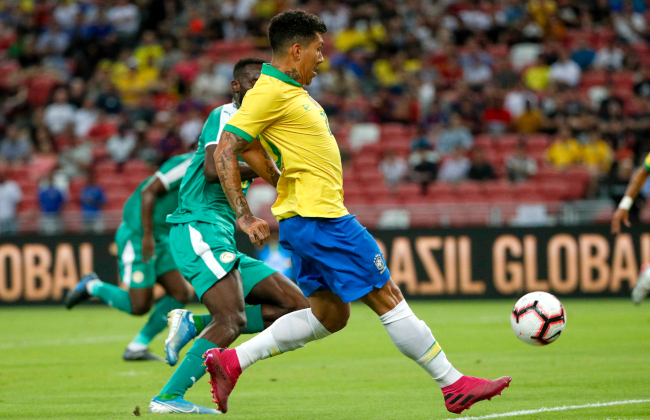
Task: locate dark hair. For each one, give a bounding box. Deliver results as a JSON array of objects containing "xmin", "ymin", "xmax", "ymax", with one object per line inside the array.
[
  {"xmin": 268, "ymin": 10, "xmax": 327, "ymax": 53},
  {"xmin": 233, "ymin": 57, "xmax": 265, "ymax": 80}
]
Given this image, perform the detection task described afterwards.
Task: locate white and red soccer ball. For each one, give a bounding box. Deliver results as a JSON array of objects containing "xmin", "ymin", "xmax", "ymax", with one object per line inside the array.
[{"xmin": 511, "ymin": 292, "xmax": 566, "ymax": 346}]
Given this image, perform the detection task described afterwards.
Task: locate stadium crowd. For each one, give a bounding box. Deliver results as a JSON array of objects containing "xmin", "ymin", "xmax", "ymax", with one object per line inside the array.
[{"xmin": 1, "ymin": 0, "xmax": 650, "ymax": 233}]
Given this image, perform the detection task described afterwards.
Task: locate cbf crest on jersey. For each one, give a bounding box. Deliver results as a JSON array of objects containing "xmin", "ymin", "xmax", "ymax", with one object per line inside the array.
[{"xmin": 374, "ymin": 254, "xmax": 386, "ymax": 274}]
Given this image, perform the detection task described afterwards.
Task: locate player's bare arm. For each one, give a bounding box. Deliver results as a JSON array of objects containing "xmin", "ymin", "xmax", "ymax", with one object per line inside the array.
[
  {"xmin": 204, "ymin": 143, "xmax": 260, "ymax": 183},
  {"xmin": 214, "ymin": 131, "xmax": 271, "ymax": 245},
  {"xmin": 140, "ymin": 177, "xmax": 167, "ymax": 263},
  {"xmin": 612, "ymin": 166, "xmax": 650, "ymax": 234}
]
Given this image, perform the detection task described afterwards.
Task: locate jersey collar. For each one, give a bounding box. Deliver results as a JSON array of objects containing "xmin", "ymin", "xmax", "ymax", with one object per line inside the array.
[{"xmin": 262, "ymin": 63, "xmax": 302, "ymax": 87}]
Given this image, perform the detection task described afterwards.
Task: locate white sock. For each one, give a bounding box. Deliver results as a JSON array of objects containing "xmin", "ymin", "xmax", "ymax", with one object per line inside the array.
[
  {"xmin": 85, "ymin": 279, "xmax": 101, "ymax": 295},
  {"xmin": 235, "ymin": 308, "xmax": 331, "ymax": 371},
  {"xmin": 126, "ymin": 342, "xmax": 148, "ymax": 352},
  {"xmin": 380, "ymin": 300, "xmax": 462, "ymax": 388}
]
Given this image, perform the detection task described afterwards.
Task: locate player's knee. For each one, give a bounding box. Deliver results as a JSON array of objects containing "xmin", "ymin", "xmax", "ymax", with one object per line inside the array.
[
  {"xmin": 319, "ymin": 313, "xmax": 348, "ymax": 333},
  {"xmin": 233, "ymin": 311, "xmax": 248, "ymax": 335},
  {"xmin": 285, "ymin": 293, "xmax": 310, "ymax": 312},
  {"xmin": 170, "ymin": 288, "xmax": 190, "ymax": 305},
  {"xmin": 130, "ymin": 302, "xmax": 150, "ymax": 316}
]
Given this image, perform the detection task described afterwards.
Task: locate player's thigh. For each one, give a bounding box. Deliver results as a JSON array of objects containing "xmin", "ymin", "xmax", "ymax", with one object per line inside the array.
[
  {"xmin": 156, "ymin": 270, "xmax": 190, "ymax": 304},
  {"xmin": 308, "ymin": 289, "xmax": 350, "ymax": 333},
  {"xmin": 201, "ymin": 267, "xmax": 246, "ymax": 325},
  {"xmin": 169, "ymin": 221, "xmax": 240, "ymax": 302},
  {"xmin": 242, "ymin": 256, "xmax": 308, "ymax": 309},
  {"xmin": 117, "ymin": 226, "xmax": 156, "ymax": 306}
]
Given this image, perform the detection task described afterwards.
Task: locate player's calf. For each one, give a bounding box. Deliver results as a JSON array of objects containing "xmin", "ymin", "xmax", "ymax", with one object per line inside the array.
[{"xmin": 632, "ymin": 263, "xmax": 650, "ymax": 305}]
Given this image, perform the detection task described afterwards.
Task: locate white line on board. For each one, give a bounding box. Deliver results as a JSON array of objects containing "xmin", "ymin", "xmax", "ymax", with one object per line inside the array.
[{"xmin": 442, "ymin": 399, "xmax": 650, "ymax": 420}]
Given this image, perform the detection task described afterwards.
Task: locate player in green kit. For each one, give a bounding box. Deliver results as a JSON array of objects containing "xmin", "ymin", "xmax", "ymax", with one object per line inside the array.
[
  {"xmin": 149, "ymin": 58, "xmax": 308, "ymax": 414},
  {"xmin": 64, "ymin": 145, "xmax": 196, "ymax": 361}
]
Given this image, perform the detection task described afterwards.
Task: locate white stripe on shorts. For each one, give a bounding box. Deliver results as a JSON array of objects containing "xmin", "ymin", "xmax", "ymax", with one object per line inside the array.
[
  {"xmin": 121, "ymin": 240, "xmax": 135, "ymax": 287},
  {"xmin": 188, "ymin": 224, "xmax": 227, "ymax": 279}
]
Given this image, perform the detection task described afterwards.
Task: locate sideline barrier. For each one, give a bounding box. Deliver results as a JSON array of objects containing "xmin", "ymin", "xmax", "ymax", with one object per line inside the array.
[{"xmin": 0, "ymin": 225, "xmax": 644, "ymax": 304}]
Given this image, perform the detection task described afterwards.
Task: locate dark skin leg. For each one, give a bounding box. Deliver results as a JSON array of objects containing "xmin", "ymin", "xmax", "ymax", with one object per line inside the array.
[
  {"xmin": 197, "ymin": 268, "xmax": 247, "ymax": 347},
  {"xmin": 128, "ymin": 270, "xmax": 190, "ymax": 316},
  {"xmin": 244, "ymin": 272, "xmax": 309, "ymax": 328}
]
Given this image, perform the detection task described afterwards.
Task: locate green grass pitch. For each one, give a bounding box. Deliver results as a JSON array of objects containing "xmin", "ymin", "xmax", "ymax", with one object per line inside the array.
[{"xmin": 1, "ymin": 299, "xmax": 649, "ymax": 419}]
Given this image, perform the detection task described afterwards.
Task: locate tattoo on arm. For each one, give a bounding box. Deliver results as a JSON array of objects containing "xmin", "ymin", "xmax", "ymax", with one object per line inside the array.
[
  {"xmin": 262, "ymin": 148, "xmax": 281, "ymax": 187},
  {"xmin": 215, "ymin": 132, "xmax": 253, "ymax": 218}
]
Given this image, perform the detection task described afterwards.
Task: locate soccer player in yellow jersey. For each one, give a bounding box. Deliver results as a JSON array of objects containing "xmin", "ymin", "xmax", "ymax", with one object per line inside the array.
[
  {"xmin": 205, "ymin": 11, "xmax": 511, "ymax": 415},
  {"xmin": 612, "ymin": 152, "xmax": 650, "ymax": 304}
]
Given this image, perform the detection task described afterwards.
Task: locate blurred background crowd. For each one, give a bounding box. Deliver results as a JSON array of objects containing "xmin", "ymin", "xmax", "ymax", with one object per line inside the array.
[{"xmin": 2, "ymin": 0, "xmax": 650, "ymax": 234}]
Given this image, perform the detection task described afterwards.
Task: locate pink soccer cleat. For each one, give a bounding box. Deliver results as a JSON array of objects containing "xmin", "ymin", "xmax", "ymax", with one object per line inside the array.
[
  {"xmin": 442, "ymin": 375, "xmax": 512, "ymax": 414},
  {"xmin": 204, "ymin": 348, "xmax": 242, "ymax": 414}
]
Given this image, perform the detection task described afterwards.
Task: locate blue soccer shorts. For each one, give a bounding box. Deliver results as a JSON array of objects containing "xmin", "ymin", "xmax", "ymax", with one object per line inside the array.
[{"xmin": 278, "ymin": 214, "xmax": 390, "ymax": 303}]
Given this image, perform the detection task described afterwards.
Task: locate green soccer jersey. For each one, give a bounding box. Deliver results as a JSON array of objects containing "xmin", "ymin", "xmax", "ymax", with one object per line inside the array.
[
  {"xmin": 122, "ymin": 152, "xmax": 194, "ymax": 237},
  {"xmin": 166, "ymin": 104, "xmax": 251, "ymax": 234}
]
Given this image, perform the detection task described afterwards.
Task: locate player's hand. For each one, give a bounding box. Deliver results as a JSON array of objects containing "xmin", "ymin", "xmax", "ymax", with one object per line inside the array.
[
  {"xmin": 237, "ymin": 214, "xmax": 270, "ymax": 246},
  {"xmin": 612, "ymin": 208, "xmax": 631, "ymax": 234},
  {"xmin": 142, "ymin": 234, "xmax": 156, "ymax": 263}
]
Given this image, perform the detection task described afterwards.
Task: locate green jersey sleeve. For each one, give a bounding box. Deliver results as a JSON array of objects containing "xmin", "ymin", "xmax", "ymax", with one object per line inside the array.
[{"xmin": 156, "ymin": 153, "xmax": 193, "ymax": 191}]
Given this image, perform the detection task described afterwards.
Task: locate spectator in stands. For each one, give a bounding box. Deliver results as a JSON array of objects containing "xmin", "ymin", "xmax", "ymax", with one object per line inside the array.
[
  {"xmin": 107, "ymin": 124, "xmax": 136, "ymax": 170},
  {"xmin": 438, "ymin": 146, "xmax": 471, "ymax": 182},
  {"xmin": 36, "ymin": 22, "xmax": 71, "ymax": 56},
  {"xmin": 550, "ymin": 49, "xmax": 581, "ymax": 87},
  {"xmin": 192, "ymin": 58, "xmax": 229, "ymax": 103},
  {"xmin": 507, "ymin": 140, "xmax": 538, "ymax": 182},
  {"xmin": 0, "ymin": 166, "xmax": 22, "ymax": 235},
  {"xmin": 158, "ymin": 127, "xmax": 183, "ymax": 161},
  {"xmin": 0, "ymin": 124, "xmax": 32, "ymax": 164},
  {"xmin": 180, "ymin": 107, "xmax": 204, "ymax": 147},
  {"xmin": 634, "ymin": 66, "xmax": 650, "ymax": 98},
  {"xmin": 379, "ymin": 149, "xmax": 407, "ymax": 192},
  {"xmin": 408, "ymin": 146, "xmax": 440, "ymax": 195},
  {"xmin": 114, "ymin": 57, "xmax": 159, "ymax": 106},
  {"xmin": 79, "ymin": 170, "xmax": 106, "ymax": 233},
  {"xmin": 134, "ymin": 31, "xmax": 163, "ymax": 69},
  {"xmin": 571, "ymin": 38, "xmax": 596, "ymax": 69},
  {"xmin": 38, "ymin": 173, "xmax": 66, "ymax": 235},
  {"xmin": 482, "ymin": 97, "xmax": 512, "ymax": 135},
  {"xmin": 516, "ymin": 100, "xmax": 543, "ymax": 133},
  {"xmin": 492, "ymin": 57, "xmax": 520, "ymax": 90},
  {"xmin": 505, "ymin": 80, "xmax": 539, "ymax": 119},
  {"xmin": 583, "ymin": 130, "xmax": 613, "ymax": 197},
  {"xmin": 74, "ymin": 97, "xmax": 99, "ymax": 137},
  {"xmin": 601, "ymin": 154, "xmax": 644, "ymax": 223},
  {"xmin": 107, "ymin": 0, "xmax": 140, "ymax": 40},
  {"xmin": 594, "ymin": 39, "xmax": 624, "ymax": 70},
  {"xmin": 44, "ymin": 88, "xmax": 77, "ymax": 135},
  {"xmin": 410, "ymin": 126, "xmax": 432, "ymax": 150},
  {"xmin": 546, "ymin": 126, "xmax": 582, "ymax": 169},
  {"xmin": 95, "ymin": 83, "xmax": 123, "ymax": 114},
  {"xmin": 437, "ymin": 113, "xmax": 473, "ymax": 155},
  {"xmin": 58, "ymin": 135, "xmax": 93, "ymax": 178},
  {"xmin": 468, "ymin": 148, "xmax": 497, "ymax": 181},
  {"xmin": 524, "ymin": 57, "xmax": 551, "ymax": 91}
]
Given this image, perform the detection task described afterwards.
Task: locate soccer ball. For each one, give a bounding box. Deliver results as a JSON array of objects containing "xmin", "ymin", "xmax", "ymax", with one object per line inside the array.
[{"xmin": 510, "ymin": 292, "xmax": 566, "ymax": 346}]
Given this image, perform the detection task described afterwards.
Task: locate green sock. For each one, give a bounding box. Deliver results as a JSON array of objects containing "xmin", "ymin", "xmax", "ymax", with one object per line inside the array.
[
  {"xmin": 192, "ymin": 305, "xmax": 264, "ymax": 335},
  {"xmin": 158, "ymin": 338, "xmax": 215, "ymax": 399},
  {"xmin": 131, "ymin": 296, "xmax": 184, "ymax": 346},
  {"xmin": 90, "ymin": 281, "xmax": 132, "ymax": 314},
  {"xmin": 242, "ymin": 305, "xmax": 264, "ymax": 334}
]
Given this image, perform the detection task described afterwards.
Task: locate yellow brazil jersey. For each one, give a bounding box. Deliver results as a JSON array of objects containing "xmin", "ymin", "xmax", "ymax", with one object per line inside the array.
[{"xmin": 224, "ymin": 64, "xmax": 349, "ymax": 221}]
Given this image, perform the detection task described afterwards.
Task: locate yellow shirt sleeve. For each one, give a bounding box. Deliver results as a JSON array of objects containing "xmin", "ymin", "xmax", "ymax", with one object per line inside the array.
[
  {"xmin": 644, "ymin": 152, "xmax": 650, "ymax": 171},
  {"xmin": 224, "ymin": 83, "xmax": 283, "ymax": 142}
]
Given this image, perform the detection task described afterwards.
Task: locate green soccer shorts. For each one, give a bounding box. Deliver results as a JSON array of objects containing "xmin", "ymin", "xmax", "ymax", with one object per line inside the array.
[
  {"xmin": 169, "ymin": 221, "xmax": 277, "ymax": 301},
  {"xmin": 115, "ymin": 224, "xmax": 178, "ymax": 289}
]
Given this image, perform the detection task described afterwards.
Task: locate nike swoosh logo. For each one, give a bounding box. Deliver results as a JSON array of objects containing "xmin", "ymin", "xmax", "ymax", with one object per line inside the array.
[{"xmin": 303, "ymin": 104, "xmax": 310, "ymax": 110}]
